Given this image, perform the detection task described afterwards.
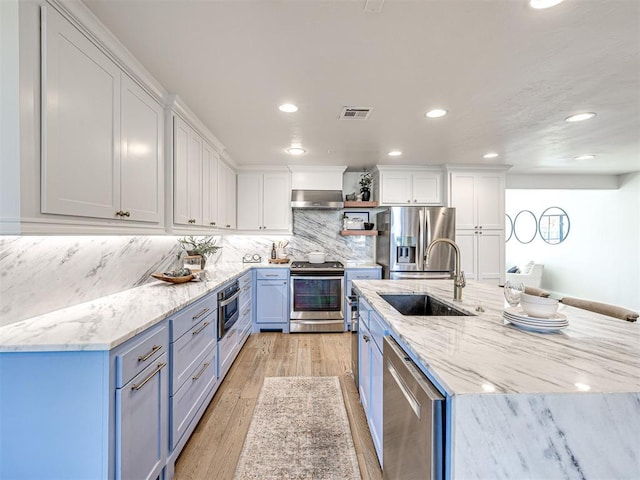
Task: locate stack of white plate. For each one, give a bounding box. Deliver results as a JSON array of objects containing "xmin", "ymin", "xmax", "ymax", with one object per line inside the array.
[{"xmin": 503, "ymin": 307, "xmax": 569, "ymax": 333}]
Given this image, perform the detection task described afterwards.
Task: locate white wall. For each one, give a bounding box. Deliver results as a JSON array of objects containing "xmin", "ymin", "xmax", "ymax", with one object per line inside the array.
[{"xmin": 506, "ymin": 172, "xmax": 640, "ymax": 312}]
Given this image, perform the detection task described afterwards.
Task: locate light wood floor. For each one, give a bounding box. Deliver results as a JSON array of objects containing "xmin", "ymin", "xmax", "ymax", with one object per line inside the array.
[{"xmin": 173, "ymin": 332, "xmax": 383, "ymax": 480}]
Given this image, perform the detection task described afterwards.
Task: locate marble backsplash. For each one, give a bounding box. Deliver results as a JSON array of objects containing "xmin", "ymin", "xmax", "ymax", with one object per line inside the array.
[{"xmin": 0, "ymin": 210, "xmax": 374, "ymax": 326}]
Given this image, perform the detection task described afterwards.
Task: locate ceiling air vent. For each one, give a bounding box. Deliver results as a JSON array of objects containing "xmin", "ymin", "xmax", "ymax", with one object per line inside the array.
[{"xmin": 338, "ymin": 107, "xmax": 373, "ymax": 120}]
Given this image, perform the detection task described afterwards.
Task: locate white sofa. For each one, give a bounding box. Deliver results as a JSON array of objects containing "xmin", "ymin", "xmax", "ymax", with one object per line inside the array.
[{"xmin": 506, "ymin": 262, "xmax": 544, "ymax": 288}]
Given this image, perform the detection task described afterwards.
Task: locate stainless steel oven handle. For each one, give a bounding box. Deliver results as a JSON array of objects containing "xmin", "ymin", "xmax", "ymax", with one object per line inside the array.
[
  {"xmin": 219, "ymin": 290, "xmax": 240, "ymax": 307},
  {"xmin": 292, "ymin": 275, "xmax": 345, "ymax": 281}
]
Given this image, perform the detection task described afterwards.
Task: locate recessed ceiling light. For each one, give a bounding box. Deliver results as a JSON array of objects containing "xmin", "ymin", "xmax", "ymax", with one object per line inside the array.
[
  {"xmin": 530, "ymin": 0, "xmax": 565, "ymax": 9},
  {"xmin": 279, "ymin": 103, "xmax": 298, "ymax": 113},
  {"xmin": 425, "ymin": 109, "xmax": 447, "ymax": 119},
  {"xmin": 286, "ymin": 147, "xmax": 306, "ymax": 155},
  {"xmin": 565, "ymin": 112, "xmax": 596, "ymax": 123},
  {"xmin": 388, "ymin": 150, "xmax": 402, "ymax": 157},
  {"xmin": 574, "ymin": 154, "xmax": 596, "ymax": 160},
  {"xmin": 483, "ymin": 152, "xmax": 499, "ymax": 159}
]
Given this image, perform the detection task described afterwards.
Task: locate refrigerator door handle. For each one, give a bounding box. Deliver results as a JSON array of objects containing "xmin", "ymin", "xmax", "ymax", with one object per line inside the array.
[
  {"xmin": 425, "ymin": 209, "xmax": 432, "ymax": 267},
  {"xmin": 418, "ymin": 208, "xmax": 425, "ymax": 270}
]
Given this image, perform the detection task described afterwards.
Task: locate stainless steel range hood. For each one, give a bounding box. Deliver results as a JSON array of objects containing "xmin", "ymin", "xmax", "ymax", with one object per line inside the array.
[{"xmin": 291, "ymin": 190, "xmax": 344, "ymax": 209}]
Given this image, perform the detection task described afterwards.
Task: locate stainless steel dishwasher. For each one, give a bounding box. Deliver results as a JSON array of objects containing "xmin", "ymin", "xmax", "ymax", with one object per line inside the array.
[{"xmin": 383, "ymin": 337, "xmax": 445, "ymax": 480}]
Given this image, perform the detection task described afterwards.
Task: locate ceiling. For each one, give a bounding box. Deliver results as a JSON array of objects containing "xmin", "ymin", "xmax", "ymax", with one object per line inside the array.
[{"xmin": 84, "ymin": 0, "xmax": 640, "ymax": 175}]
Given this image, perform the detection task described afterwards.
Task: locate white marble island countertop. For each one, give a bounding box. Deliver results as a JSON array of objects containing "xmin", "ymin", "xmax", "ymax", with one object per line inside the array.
[
  {"xmin": 353, "ymin": 278, "xmax": 640, "ymax": 396},
  {"xmin": 354, "ymin": 279, "xmax": 640, "ymax": 479},
  {"xmin": 0, "ymin": 262, "xmax": 288, "ymax": 352}
]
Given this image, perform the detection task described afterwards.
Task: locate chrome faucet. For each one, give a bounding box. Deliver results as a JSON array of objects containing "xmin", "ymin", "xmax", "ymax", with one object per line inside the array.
[{"xmin": 425, "ymin": 238, "xmax": 466, "ymax": 301}]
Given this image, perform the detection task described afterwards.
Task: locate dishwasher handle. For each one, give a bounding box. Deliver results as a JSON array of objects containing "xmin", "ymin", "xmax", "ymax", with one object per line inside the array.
[{"xmin": 387, "ymin": 359, "xmax": 422, "ymax": 419}]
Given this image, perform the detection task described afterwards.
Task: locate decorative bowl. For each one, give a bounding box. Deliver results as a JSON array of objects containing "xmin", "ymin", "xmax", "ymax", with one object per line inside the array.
[
  {"xmin": 151, "ymin": 272, "xmax": 194, "ymax": 284},
  {"xmin": 520, "ymin": 294, "xmax": 559, "ymax": 318},
  {"xmin": 363, "ymin": 222, "xmax": 374, "ymax": 230}
]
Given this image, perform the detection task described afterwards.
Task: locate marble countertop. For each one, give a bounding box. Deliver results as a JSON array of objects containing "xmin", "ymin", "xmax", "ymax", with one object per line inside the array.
[
  {"xmin": 0, "ymin": 262, "xmax": 289, "ymax": 352},
  {"xmin": 353, "ymin": 279, "xmax": 640, "ymax": 396}
]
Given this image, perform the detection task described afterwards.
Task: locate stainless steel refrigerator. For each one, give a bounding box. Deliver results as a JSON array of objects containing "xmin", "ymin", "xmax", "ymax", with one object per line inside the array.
[{"xmin": 375, "ymin": 206, "xmax": 456, "ymax": 279}]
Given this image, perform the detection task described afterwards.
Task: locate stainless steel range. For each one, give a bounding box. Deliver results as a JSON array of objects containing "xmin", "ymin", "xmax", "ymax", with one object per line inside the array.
[{"xmin": 290, "ymin": 261, "xmax": 345, "ymax": 333}]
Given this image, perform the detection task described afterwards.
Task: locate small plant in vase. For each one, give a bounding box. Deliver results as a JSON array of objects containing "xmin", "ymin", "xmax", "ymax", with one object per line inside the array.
[
  {"xmin": 359, "ymin": 172, "xmax": 372, "ymax": 201},
  {"xmin": 178, "ymin": 236, "xmax": 222, "ymax": 269}
]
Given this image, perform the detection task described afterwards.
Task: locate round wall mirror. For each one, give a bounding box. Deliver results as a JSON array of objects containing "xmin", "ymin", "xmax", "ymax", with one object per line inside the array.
[
  {"xmin": 513, "ymin": 210, "xmax": 537, "ymax": 244},
  {"xmin": 539, "ymin": 207, "xmax": 570, "ymax": 244},
  {"xmin": 505, "ymin": 214, "xmax": 513, "ymax": 242}
]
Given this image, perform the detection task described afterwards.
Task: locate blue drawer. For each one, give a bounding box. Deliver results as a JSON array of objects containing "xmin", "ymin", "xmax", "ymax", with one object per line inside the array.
[
  {"xmin": 256, "ymin": 268, "xmax": 288, "ymax": 280},
  {"xmin": 171, "ymin": 318, "xmax": 216, "ymax": 394},
  {"xmin": 170, "ymin": 344, "xmax": 217, "ymax": 449},
  {"xmin": 116, "ymin": 324, "xmax": 168, "ymax": 388},
  {"xmin": 171, "ymin": 292, "xmax": 217, "ymax": 341}
]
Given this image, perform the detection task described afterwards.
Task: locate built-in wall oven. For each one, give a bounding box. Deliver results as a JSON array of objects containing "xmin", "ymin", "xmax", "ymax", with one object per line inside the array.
[
  {"xmin": 218, "ymin": 280, "xmax": 240, "ymax": 339},
  {"xmin": 290, "ymin": 261, "xmax": 344, "ymax": 333}
]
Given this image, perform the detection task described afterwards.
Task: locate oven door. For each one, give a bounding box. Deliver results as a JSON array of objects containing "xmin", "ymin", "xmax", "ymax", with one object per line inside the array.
[{"xmin": 290, "ymin": 275, "xmax": 344, "ymax": 321}]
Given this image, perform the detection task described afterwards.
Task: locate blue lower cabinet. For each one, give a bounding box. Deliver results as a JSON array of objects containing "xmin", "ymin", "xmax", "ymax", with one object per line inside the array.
[
  {"xmin": 116, "ymin": 352, "xmax": 168, "ymax": 480},
  {"xmin": 255, "ymin": 268, "xmax": 289, "ymax": 332},
  {"xmin": 358, "ymin": 307, "xmax": 386, "ymax": 467}
]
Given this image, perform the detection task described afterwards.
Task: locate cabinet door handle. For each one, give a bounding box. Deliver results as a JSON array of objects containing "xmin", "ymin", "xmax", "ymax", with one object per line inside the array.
[
  {"xmin": 363, "ymin": 334, "xmax": 370, "ymax": 342},
  {"xmin": 192, "ymin": 362, "xmax": 210, "ymax": 381},
  {"xmin": 123, "ymin": 211, "xmax": 130, "ymax": 217},
  {"xmin": 192, "ymin": 307, "xmax": 210, "ymax": 320},
  {"xmin": 226, "ymin": 224, "xmax": 231, "ymax": 228},
  {"xmin": 131, "ymin": 362, "xmax": 167, "ymax": 391},
  {"xmin": 210, "ymin": 222, "xmax": 216, "ymax": 226},
  {"xmin": 478, "ymin": 231, "xmax": 483, "ymax": 235},
  {"xmin": 138, "ymin": 345, "xmax": 162, "ymax": 362},
  {"xmin": 192, "ymin": 321, "xmax": 210, "ymax": 335}
]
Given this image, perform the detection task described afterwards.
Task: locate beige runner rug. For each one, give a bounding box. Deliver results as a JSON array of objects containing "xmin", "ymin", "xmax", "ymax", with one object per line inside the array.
[{"xmin": 234, "ymin": 376, "xmax": 361, "ymax": 480}]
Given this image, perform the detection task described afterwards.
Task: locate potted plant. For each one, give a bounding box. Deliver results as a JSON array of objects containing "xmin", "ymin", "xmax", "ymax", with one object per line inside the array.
[
  {"xmin": 178, "ymin": 236, "xmax": 222, "ymax": 269},
  {"xmin": 359, "ymin": 172, "xmax": 372, "ymax": 201}
]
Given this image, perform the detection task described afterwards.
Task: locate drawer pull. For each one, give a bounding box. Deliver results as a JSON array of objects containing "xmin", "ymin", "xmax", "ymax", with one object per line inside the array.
[
  {"xmin": 192, "ymin": 321, "xmax": 210, "ymax": 336},
  {"xmin": 138, "ymin": 345, "xmax": 162, "ymax": 362},
  {"xmin": 265, "ymin": 274, "xmax": 278, "ymax": 277},
  {"xmin": 192, "ymin": 362, "xmax": 210, "ymax": 381},
  {"xmin": 192, "ymin": 307, "xmax": 210, "ymax": 320},
  {"xmin": 131, "ymin": 362, "xmax": 167, "ymax": 391},
  {"xmin": 242, "ymin": 307, "xmax": 251, "ymax": 316}
]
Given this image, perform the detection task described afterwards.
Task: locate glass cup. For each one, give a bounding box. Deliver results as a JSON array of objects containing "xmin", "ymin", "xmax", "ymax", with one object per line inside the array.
[{"xmin": 504, "ymin": 280, "xmax": 526, "ymax": 307}]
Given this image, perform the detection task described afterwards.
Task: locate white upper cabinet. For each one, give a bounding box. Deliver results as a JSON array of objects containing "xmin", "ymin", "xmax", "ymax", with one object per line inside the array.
[
  {"xmin": 237, "ymin": 171, "xmax": 291, "ymax": 231},
  {"xmin": 202, "ymin": 142, "xmax": 219, "ymax": 228},
  {"xmin": 217, "ymin": 161, "xmax": 236, "ymax": 230},
  {"xmin": 374, "ymin": 167, "xmax": 443, "ymax": 205},
  {"xmin": 236, "ymin": 173, "xmax": 261, "ymax": 230},
  {"xmin": 42, "ymin": 7, "xmax": 120, "ymax": 219},
  {"xmin": 173, "ymin": 116, "xmax": 203, "ymax": 226},
  {"xmin": 173, "ymin": 115, "xmax": 232, "ymax": 230},
  {"xmin": 41, "ymin": 6, "xmax": 163, "ymax": 224},
  {"xmin": 448, "ymin": 170, "xmax": 505, "ymax": 230},
  {"xmin": 120, "ymin": 76, "xmax": 163, "ymax": 223}
]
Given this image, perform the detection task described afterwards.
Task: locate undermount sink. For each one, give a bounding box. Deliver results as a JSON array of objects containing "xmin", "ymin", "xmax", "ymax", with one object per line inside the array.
[{"xmin": 380, "ymin": 294, "xmax": 474, "ymax": 316}]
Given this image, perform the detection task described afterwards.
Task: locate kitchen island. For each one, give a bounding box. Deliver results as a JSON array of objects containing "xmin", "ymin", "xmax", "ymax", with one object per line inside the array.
[{"xmin": 353, "ymin": 279, "xmax": 640, "ymax": 479}]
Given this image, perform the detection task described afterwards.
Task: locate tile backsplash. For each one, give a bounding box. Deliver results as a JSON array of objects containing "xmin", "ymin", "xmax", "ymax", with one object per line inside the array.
[{"xmin": 0, "ymin": 210, "xmax": 374, "ymax": 326}]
